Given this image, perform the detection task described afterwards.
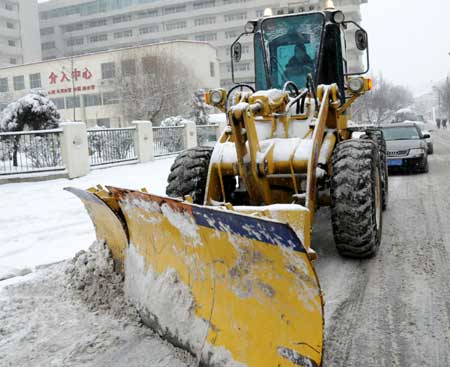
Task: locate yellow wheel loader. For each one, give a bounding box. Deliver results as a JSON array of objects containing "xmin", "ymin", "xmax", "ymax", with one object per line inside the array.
[{"xmin": 67, "ymin": 2, "xmax": 387, "ymax": 366}]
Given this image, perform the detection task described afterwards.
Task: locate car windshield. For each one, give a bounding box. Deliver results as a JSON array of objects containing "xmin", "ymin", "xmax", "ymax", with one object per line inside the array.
[
  {"xmin": 382, "ymin": 126, "xmax": 421, "ymax": 141},
  {"xmin": 255, "ymin": 13, "xmax": 325, "ymax": 90}
]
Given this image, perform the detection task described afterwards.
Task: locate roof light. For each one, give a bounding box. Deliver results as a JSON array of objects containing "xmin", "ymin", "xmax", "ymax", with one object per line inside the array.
[
  {"xmin": 244, "ymin": 21, "xmax": 256, "ymax": 33},
  {"xmin": 324, "ymin": 0, "xmax": 335, "ymax": 10},
  {"xmin": 332, "ymin": 10, "xmax": 345, "ymax": 23},
  {"xmin": 263, "ymin": 8, "xmax": 273, "ymax": 17}
]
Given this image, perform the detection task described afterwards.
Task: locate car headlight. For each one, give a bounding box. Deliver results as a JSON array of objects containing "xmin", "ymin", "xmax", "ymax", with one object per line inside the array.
[
  {"xmin": 409, "ymin": 148, "xmax": 425, "ymax": 156},
  {"xmin": 348, "ymin": 78, "xmax": 364, "ymax": 93}
]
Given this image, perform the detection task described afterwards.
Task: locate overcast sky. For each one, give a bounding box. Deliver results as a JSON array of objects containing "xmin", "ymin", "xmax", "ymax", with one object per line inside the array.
[{"xmin": 361, "ymin": 0, "xmax": 450, "ymax": 95}]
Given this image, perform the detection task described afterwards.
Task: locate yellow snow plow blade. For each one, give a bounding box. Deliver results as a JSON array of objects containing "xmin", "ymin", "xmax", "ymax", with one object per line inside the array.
[{"xmin": 67, "ymin": 186, "xmax": 324, "ymax": 367}]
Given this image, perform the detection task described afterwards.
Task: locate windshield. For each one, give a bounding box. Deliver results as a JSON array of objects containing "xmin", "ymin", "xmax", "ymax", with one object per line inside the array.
[
  {"xmin": 255, "ymin": 13, "xmax": 325, "ymax": 90},
  {"xmin": 382, "ymin": 126, "xmax": 421, "ymax": 141}
]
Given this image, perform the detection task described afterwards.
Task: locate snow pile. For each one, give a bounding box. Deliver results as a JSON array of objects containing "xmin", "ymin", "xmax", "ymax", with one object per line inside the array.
[
  {"xmin": 65, "ymin": 240, "xmax": 139, "ymax": 321},
  {"xmin": 160, "ymin": 115, "xmax": 193, "ymax": 127}
]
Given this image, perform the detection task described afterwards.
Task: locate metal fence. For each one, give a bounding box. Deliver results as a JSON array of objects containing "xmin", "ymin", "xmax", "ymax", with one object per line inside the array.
[
  {"xmin": 153, "ymin": 126, "xmax": 185, "ymax": 157},
  {"xmin": 87, "ymin": 127, "xmax": 137, "ymax": 166},
  {"xmin": 197, "ymin": 124, "xmax": 219, "ymax": 147},
  {"xmin": 0, "ymin": 129, "xmax": 64, "ymax": 175}
]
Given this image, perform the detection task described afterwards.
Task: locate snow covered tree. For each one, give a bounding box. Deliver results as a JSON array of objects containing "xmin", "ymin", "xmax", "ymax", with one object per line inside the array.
[
  {"xmin": 114, "ymin": 50, "xmax": 201, "ymax": 124},
  {"xmin": 352, "ymin": 74, "xmax": 414, "ymax": 125},
  {"xmin": 0, "ymin": 90, "xmax": 61, "ymax": 167}
]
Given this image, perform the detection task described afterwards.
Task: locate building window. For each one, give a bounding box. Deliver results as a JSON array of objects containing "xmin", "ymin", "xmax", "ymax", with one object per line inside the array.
[
  {"xmin": 139, "ymin": 25, "xmax": 159, "ymax": 34},
  {"xmin": 136, "ymin": 9, "xmax": 158, "ymax": 18},
  {"xmin": 101, "ymin": 62, "xmax": 115, "ymax": 79},
  {"xmin": 41, "ymin": 41, "xmax": 56, "ymax": 51},
  {"xmin": 8, "ymin": 40, "xmax": 16, "ymax": 47},
  {"xmin": 64, "ymin": 23, "xmax": 83, "ymax": 32},
  {"xmin": 223, "ymin": 0, "xmax": 247, "ymax": 4},
  {"xmin": 40, "ymin": 27, "xmax": 55, "ymax": 36},
  {"xmin": 225, "ymin": 30, "xmax": 239, "ymax": 39},
  {"xmin": 163, "ymin": 5, "xmax": 186, "ymax": 15},
  {"xmin": 224, "ymin": 12, "xmax": 247, "ymax": 22},
  {"xmin": 67, "ymin": 37, "xmax": 84, "ymax": 47},
  {"xmin": 6, "ymin": 22, "xmax": 14, "ymax": 29},
  {"xmin": 165, "ymin": 21, "xmax": 187, "ymax": 31},
  {"xmin": 10, "ymin": 58, "xmax": 17, "ymax": 65},
  {"xmin": 113, "ymin": 14, "xmax": 132, "ymax": 23},
  {"xmin": 87, "ymin": 19, "xmax": 107, "ymax": 28},
  {"xmin": 13, "ymin": 75, "xmax": 25, "ymax": 91},
  {"xmin": 256, "ymin": 9, "xmax": 264, "ymax": 17},
  {"xmin": 193, "ymin": 0, "xmax": 215, "ymax": 9},
  {"xmin": 210, "ymin": 62, "xmax": 215, "ymax": 77},
  {"xmin": 0, "ymin": 78, "xmax": 8, "ymax": 93},
  {"xmin": 102, "ymin": 92, "xmax": 119, "ymax": 105},
  {"xmin": 29, "ymin": 73, "xmax": 42, "ymax": 89},
  {"xmin": 51, "ymin": 97, "xmax": 65, "ymax": 110},
  {"xmin": 66, "ymin": 96, "xmax": 81, "ymax": 109},
  {"xmin": 97, "ymin": 118, "xmax": 110, "ymax": 128},
  {"xmin": 5, "ymin": 2, "xmax": 14, "ymax": 11},
  {"xmin": 89, "ymin": 34, "xmax": 108, "ymax": 43},
  {"xmin": 121, "ymin": 59, "xmax": 136, "ymax": 76},
  {"xmin": 194, "ymin": 17, "xmax": 216, "ymax": 26},
  {"xmin": 114, "ymin": 30, "xmax": 133, "ymax": 39},
  {"xmin": 83, "ymin": 94, "xmax": 102, "ymax": 107},
  {"xmin": 195, "ymin": 33, "xmax": 217, "ymax": 42}
]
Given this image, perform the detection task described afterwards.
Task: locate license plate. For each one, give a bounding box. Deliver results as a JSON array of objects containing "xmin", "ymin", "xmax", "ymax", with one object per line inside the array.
[{"xmin": 388, "ymin": 159, "xmax": 403, "ymax": 166}]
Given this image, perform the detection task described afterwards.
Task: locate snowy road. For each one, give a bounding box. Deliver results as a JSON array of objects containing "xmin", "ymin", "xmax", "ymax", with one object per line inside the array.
[{"xmin": 1, "ymin": 131, "xmax": 450, "ymax": 366}]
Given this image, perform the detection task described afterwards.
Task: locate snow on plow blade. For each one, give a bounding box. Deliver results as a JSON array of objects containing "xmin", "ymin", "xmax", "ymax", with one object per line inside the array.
[{"xmin": 67, "ymin": 186, "xmax": 324, "ymax": 367}]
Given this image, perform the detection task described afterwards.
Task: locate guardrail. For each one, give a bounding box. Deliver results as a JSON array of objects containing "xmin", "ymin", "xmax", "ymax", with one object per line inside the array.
[
  {"xmin": 87, "ymin": 127, "xmax": 137, "ymax": 166},
  {"xmin": 0, "ymin": 129, "xmax": 64, "ymax": 175},
  {"xmin": 153, "ymin": 126, "xmax": 186, "ymax": 157}
]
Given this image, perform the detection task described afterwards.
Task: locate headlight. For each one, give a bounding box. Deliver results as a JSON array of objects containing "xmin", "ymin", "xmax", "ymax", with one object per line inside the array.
[
  {"xmin": 409, "ymin": 148, "xmax": 425, "ymax": 156},
  {"xmin": 210, "ymin": 89, "xmax": 224, "ymax": 105},
  {"xmin": 332, "ymin": 10, "xmax": 345, "ymax": 23},
  {"xmin": 348, "ymin": 78, "xmax": 364, "ymax": 93}
]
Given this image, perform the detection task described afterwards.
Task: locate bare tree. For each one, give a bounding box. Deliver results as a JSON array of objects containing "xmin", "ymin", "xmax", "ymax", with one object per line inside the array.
[
  {"xmin": 352, "ymin": 74, "xmax": 414, "ymax": 125},
  {"xmin": 114, "ymin": 50, "xmax": 201, "ymax": 124}
]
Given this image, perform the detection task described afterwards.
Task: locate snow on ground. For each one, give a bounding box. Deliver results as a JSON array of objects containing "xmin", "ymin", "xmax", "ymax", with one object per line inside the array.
[{"xmin": 0, "ymin": 157, "xmax": 174, "ymax": 280}]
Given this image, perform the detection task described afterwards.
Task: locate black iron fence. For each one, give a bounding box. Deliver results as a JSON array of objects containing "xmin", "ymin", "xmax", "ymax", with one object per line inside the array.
[
  {"xmin": 87, "ymin": 127, "xmax": 137, "ymax": 166},
  {"xmin": 0, "ymin": 129, "xmax": 64, "ymax": 175},
  {"xmin": 153, "ymin": 126, "xmax": 185, "ymax": 157},
  {"xmin": 197, "ymin": 124, "xmax": 219, "ymax": 147}
]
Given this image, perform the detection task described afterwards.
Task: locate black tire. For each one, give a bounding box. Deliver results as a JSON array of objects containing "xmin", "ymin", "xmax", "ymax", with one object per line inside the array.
[
  {"xmin": 331, "ymin": 139, "xmax": 383, "ymax": 258},
  {"xmin": 166, "ymin": 146, "xmax": 214, "ymax": 204},
  {"xmin": 428, "ymin": 144, "xmax": 434, "ymax": 155},
  {"xmin": 365, "ymin": 129, "xmax": 388, "ymax": 210},
  {"xmin": 420, "ymin": 156, "xmax": 429, "ymax": 173}
]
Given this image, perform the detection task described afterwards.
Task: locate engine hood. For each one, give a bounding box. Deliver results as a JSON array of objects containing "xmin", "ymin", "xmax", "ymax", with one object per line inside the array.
[{"xmin": 386, "ymin": 139, "xmax": 426, "ymax": 151}]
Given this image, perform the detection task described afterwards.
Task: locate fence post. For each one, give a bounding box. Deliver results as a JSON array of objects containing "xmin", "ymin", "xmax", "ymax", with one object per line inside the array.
[
  {"xmin": 132, "ymin": 120, "xmax": 154, "ymax": 162},
  {"xmin": 60, "ymin": 122, "xmax": 90, "ymax": 179},
  {"xmin": 184, "ymin": 121, "xmax": 197, "ymax": 149},
  {"xmin": 216, "ymin": 119, "xmax": 228, "ymax": 140}
]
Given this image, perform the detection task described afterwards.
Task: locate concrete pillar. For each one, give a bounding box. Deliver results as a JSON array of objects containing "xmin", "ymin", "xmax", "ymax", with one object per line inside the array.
[
  {"xmin": 184, "ymin": 121, "xmax": 198, "ymax": 149},
  {"xmin": 216, "ymin": 118, "xmax": 228, "ymax": 140},
  {"xmin": 132, "ymin": 120, "xmax": 154, "ymax": 162},
  {"xmin": 60, "ymin": 122, "xmax": 90, "ymax": 179}
]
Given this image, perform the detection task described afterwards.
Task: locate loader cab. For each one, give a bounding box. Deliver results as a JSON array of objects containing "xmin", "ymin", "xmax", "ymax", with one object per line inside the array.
[{"xmin": 231, "ymin": 9, "xmax": 369, "ymax": 101}]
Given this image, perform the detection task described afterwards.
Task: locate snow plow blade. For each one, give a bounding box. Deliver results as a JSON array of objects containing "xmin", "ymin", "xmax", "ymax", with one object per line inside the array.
[{"xmin": 67, "ymin": 186, "xmax": 324, "ymax": 367}]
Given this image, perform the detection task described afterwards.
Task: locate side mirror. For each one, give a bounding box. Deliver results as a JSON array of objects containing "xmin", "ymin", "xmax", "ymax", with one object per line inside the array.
[
  {"xmin": 232, "ymin": 42, "xmax": 242, "ymax": 63},
  {"xmin": 422, "ymin": 133, "xmax": 431, "ymax": 139},
  {"xmin": 355, "ymin": 29, "xmax": 368, "ymax": 51}
]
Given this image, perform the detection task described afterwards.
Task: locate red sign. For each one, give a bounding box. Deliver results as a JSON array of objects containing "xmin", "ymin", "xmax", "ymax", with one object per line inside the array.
[
  {"xmin": 48, "ymin": 67, "xmax": 93, "ymax": 85},
  {"xmin": 48, "ymin": 84, "xmax": 96, "ymax": 95}
]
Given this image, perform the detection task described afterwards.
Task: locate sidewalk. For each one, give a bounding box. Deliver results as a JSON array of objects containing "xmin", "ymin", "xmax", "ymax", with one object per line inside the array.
[{"xmin": 0, "ymin": 157, "xmax": 174, "ymax": 280}]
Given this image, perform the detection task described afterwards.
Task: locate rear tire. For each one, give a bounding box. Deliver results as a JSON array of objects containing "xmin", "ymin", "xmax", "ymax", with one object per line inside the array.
[
  {"xmin": 365, "ymin": 128, "xmax": 388, "ymax": 210},
  {"xmin": 166, "ymin": 146, "xmax": 214, "ymax": 204},
  {"xmin": 331, "ymin": 140, "xmax": 383, "ymax": 258}
]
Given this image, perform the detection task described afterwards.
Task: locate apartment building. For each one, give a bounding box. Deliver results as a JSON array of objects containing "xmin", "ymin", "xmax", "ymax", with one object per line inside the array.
[
  {"xmin": 0, "ymin": 41, "xmax": 220, "ymax": 127},
  {"xmin": 38, "ymin": 0, "xmax": 367, "ymax": 87},
  {"xmin": 0, "ymin": 0, "xmax": 41, "ymax": 67}
]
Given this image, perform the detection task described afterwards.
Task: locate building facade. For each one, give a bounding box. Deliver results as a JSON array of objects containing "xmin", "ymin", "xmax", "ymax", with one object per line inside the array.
[
  {"xmin": 0, "ymin": 0, "xmax": 41, "ymax": 67},
  {"xmin": 0, "ymin": 41, "xmax": 220, "ymax": 127},
  {"xmin": 38, "ymin": 0, "xmax": 367, "ymax": 88}
]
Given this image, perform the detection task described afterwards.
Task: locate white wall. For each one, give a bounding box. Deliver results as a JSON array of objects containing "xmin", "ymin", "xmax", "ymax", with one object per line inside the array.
[{"xmin": 18, "ymin": 0, "xmax": 42, "ymax": 64}]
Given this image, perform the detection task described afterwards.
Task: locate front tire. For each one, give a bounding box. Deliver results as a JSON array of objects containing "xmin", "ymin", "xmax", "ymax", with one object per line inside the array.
[{"xmin": 331, "ymin": 140, "xmax": 383, "ymax": 258}]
